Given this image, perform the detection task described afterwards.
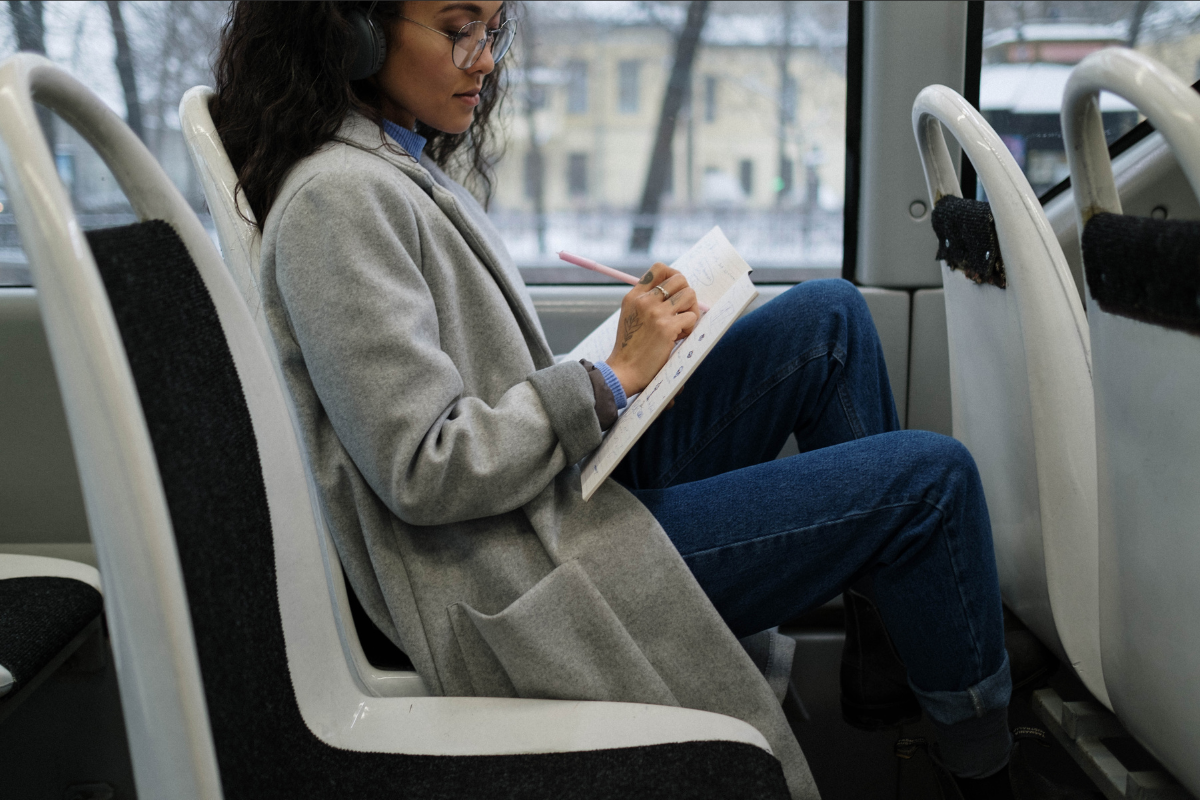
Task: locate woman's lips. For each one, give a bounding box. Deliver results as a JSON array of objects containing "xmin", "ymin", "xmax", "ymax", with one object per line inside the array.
[{"xmin": 455, "ymin": 89, "xmax": 480, "ymax": 107}]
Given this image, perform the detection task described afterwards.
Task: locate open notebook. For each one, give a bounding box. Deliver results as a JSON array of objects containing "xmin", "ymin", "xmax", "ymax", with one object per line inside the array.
[{"xmin": 567, "ymin": 227, "xmax": 757, "ymax": 500}]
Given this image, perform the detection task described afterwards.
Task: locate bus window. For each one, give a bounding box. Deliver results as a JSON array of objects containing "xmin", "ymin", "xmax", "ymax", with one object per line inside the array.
[
  {"xmin": 1, "ymin": 1, "xmax": 223, "ymax": 288},
  {"xmin": 496, "ymin": 2, "xmax": 848, "ymax": 284},
  {"xmin": 979, "ymin": 0, "xmax": 1200, "ymax": 198}
]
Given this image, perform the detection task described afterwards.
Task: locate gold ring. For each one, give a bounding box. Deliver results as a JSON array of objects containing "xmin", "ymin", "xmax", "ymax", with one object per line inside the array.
[{"xmin": 652, "ymin": 285, "xmax": 670, "ymax": 300}]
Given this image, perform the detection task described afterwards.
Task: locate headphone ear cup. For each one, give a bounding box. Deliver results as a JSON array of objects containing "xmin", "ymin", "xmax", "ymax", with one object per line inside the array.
[{"xmin": 346, "ymin": 9, "xmax": 386, "ymax": 81}]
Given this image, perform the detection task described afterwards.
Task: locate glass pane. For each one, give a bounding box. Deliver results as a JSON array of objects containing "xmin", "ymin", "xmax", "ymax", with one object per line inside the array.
[
  {"xmin": 0, "ymin": 1, "xmax": 222, "ymax": 287},
  {"xmin": 495, "ymin": 1, "xmax": 849, "ymax": 282},
  {"xmin": 979, "ymin": 1, "xmax": 1189, "ymax": 197}
]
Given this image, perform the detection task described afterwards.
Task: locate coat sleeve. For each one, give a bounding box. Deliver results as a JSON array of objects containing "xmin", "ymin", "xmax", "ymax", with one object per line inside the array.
[{"xmin": 273, "ymin": 169, "xmax": 603, "ymax": 526}]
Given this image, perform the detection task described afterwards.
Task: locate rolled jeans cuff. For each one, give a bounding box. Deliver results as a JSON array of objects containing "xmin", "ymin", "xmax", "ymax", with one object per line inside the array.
[{"xmin": 909, "ymin": 650, "xmax": 1012, "ymax": 726}]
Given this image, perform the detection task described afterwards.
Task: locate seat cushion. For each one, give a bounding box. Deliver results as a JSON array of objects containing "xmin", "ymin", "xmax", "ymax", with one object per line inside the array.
[{"xmin": 0, "ymin": 576, "xmax": 102, "ymax": 698}]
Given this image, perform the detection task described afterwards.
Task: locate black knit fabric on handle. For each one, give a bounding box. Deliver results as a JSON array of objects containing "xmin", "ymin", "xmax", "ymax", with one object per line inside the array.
[
  {"xmin": 1083, "ymin": 212, "xmax": 1200, "ymax": 335},
  {"xmin": 931, "ymin": 196, "xmax": 1007, "ymax": 289}
]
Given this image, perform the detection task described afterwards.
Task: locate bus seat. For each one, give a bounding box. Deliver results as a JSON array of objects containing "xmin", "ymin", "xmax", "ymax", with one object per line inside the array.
[
  {"xmin": 0, "ymin": 554, "xmax": 102, "ymax": 719},
  {"xmin": 911, "ymin": 85, "xmax": 1109, "ymax": 709},
  {"xmin": 178, "ymin": 83, "xmax": 424, "ymax": 699},
  {"xmin": 0, "ymin": 54, "xmax": 787, "ymax": 799},
  {"xmin": 177, "ymin": 86, "xmax": 263, "ymax": 333},
  {"xmin": 1063, "ymin": 47, "xmax": 1200, "ymax": 797}
]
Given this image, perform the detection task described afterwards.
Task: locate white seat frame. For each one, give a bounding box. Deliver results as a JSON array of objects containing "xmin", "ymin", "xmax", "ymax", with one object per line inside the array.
[
  {"xmin": 0, "ymin": 54, "xmax": 769, "ymax": 800},
  {"xmin": 912, "ymin": 85, "xmax": 1109, "ymax": 708},
  {"xmin": 1062, "ymin": 47, "xmax": 1200, "ymax": 795},
  {"xmin": 179, "ymin": 84, "xmax": 429, "ymax": 699}
]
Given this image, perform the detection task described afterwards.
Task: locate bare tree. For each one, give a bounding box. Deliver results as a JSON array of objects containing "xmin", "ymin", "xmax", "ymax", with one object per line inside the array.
[
  {"xmin": 1126, "ymin": 0, "xmax": 1151, "ymax": 47},
  {"xmin": 629, "ymin": 0, "xmax": 710, "ymax": 253},
  {"xmin": 106, "ymin": 0, "xmax": 143, "ymax": 141},
  {"xmin": 519, "ymin": 11, "xmax": 548, "ymax": 254},
  {"xmin": 776, "ymin": 0, "xmax": 793, "ymax": 208},
  {"xmin": 6, "ymin": 0, "xmax": 53, "ymax": 148},
  {"xmin": 134, "ymin": 1, "xmax": 224, "ymax": 159}
]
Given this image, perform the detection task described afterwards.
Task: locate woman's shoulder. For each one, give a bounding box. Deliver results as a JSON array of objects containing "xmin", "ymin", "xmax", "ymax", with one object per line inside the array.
[{"xmin": 266, "ymin": 119, "xmax": 430, "ymax": 235}]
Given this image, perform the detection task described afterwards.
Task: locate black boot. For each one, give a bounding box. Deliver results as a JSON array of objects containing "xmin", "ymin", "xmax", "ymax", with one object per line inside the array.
[
  {"xmin": 841, "ymin": 592, "xmax": 1059, "ymax": 731},
  {"xmin": 896, "ymin": 729, "xmax": 1104, "ymax": 800},
  {"xmin": 1003, "ymin": 609, "xmax": 1058, "ymax": 692},
  {"xmin": 1005, "ymin": 728, "xmax": 1103, "ymax": 799},
  {"xmin": 840, "ymin": 589, "xmax": 921, "ymax": 730}
]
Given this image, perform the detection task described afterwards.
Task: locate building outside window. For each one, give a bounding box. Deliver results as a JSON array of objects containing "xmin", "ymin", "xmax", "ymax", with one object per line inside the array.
[
  {"xmin": 523, "ymin": 150, "xmax": 543, "ymax": 200},
  {"xmin": 704, "ymin": 75, "xmax": 718, "ymax": 123},
  {"xmin": 565, "ymin": 60, "xmax": 588, "ymax": 114},
  {"xmin": 781, "ymin": 73, "xmax": 798, "ymax": 124},
  {"xmin": 778, "ymin": 157, "xmax": 795, "ymax": 196},
  {"xmin": 491, "ymin": 2, "xmax": 850, "ymax": 279},
  {"xmin": 567, "ymin": 153, "xmax": 588, "ymax": 197},
  {"xmin": 739, "ymin": 159, "xmax": 754, "ymax": 197},
  {"xmin": 618, "ymin": 60, "xmax": 641, "ymax": 114}
]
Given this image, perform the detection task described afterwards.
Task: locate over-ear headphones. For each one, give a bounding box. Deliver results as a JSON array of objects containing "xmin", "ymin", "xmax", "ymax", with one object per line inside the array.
[{"xmin": 346, "ymin": 5, "xmax": 386, "ymax": 81}]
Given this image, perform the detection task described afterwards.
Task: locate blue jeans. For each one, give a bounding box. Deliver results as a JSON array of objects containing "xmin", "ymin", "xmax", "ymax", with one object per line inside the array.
[{"xmin": 613, "ymin": 280, "xmax": 1011, "ymax": 773}]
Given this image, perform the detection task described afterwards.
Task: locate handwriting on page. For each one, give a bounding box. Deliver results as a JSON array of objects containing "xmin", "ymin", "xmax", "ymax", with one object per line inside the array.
[{"xmin": 581, "ymin": 273, "xmax": 758, "ymax": 500}]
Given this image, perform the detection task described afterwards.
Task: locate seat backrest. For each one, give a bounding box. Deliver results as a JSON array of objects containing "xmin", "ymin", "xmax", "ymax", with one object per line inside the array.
[
  {"xmin": 178, "ymin": 84, "xmax": 426, "ymax": 698},
  {"xmin": 911, "ymin": 85, "xmax": 1108, "ymax": 708},
  {"xmin": 1062, "ymin": 47, "xmax": 1200, "ymax": 796},
  {"xmin": 0, "ymin": 53, "xmax": 428, "ymax": 799},
  {"xmin": 177, "ymin": 86, "xmax": 263, "ymax": 329}
]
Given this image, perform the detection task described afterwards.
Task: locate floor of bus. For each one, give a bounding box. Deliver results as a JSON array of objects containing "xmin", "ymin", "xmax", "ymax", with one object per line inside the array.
[{"xmin": 783, "ymin": 619, "xmax": 1105, "ymax": 798}]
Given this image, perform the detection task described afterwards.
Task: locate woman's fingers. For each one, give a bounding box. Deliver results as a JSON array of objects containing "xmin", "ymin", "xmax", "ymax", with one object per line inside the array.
[
  {"xmin": 667, "ymin": 286, "xmax": 697, "ymax": 312},
  {"xmin": 675, "ymin": 310, "xmax": 699, "ymax": 338},
  {"xmin": 606, "ymin": 265, "xmax": 698, "ymax": 395},
  {"xmin": 633, "ymin": 262, "xmax": 674, "ymax": 296}
]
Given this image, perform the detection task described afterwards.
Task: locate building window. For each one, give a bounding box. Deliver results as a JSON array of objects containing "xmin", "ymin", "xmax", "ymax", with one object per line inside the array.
[
  {"xmin": 739, "ymin": 159, "xmax": 753, "ymax": 196},
  {"xmin": 704, "ymin": 75, "xmax": 717, "ymax": 122},
  {"xmin": 523, "ymin": 149, "xmax": 543, "ymax": 200},
  {"xmin": 567, "ymin": 152, "xmax": 588, "ymax": 197},
  {"xmin": 618, "ymin": 60, "xmax": 641, "ymax": 113},
  {"xmin": 566, "ymin": 60, "xmax": 588, "ymax": 114}
]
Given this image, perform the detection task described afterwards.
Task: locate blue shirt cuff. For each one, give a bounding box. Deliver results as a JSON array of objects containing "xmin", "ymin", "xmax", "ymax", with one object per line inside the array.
[{"xmin": 593, "ymin": 361, "xmax": 627, "ymax": 410}]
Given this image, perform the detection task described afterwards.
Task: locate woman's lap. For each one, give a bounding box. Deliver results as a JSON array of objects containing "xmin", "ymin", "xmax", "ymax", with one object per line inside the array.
[{"xmin": 613, "ymin": 280, "xmax": 1006, "ymax": 694}]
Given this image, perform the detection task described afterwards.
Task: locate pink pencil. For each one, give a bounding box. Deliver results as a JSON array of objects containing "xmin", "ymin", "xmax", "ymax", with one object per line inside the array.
[{"xmin": 557, "ymin": 250, "xmax": 709, "ymax": 311}]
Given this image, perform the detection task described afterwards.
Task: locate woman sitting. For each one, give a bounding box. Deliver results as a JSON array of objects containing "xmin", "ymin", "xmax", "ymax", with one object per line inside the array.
[{"xmin": 212, "ymin": 3, "xmax": 1086, "ymax": 798}]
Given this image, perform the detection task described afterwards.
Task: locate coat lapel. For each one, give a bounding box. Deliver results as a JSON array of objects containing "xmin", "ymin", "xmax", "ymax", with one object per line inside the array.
[{"xmin": 336, "ymin": 115, "xmax": 556, "ymax": 370}]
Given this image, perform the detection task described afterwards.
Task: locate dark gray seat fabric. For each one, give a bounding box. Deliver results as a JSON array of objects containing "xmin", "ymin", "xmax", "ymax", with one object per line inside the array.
[
  {"xmin": 0, "ymin": 576, "xmax": 101, "ymax": 701},
  {"xmin": 85, "ymin": 217, "xmax": 791, "ymax": 799}
]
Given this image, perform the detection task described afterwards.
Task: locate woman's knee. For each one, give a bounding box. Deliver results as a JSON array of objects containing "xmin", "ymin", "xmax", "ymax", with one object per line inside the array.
[
  {"xmin": 898, "ymin": 431, "xmax": 985, "ymax": 501},
  {"xmin": 783, "ymin": 278, "xmax": 868, "ymax": 319},
  {"xmin": 770, "ymin": 279, "xmax": 874, "ymax": 343}
]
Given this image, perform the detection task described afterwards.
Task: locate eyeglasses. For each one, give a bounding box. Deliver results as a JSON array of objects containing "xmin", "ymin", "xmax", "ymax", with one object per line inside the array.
[{"xmin": 398, "ymin": 16, "xmax": 516, "ymax": 70}]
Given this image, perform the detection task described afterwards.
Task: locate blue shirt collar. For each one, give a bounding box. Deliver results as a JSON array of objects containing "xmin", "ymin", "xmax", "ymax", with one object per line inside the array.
[{"xmin": 381, "ymin": 117, "xmax": 427, "ymax": 162}]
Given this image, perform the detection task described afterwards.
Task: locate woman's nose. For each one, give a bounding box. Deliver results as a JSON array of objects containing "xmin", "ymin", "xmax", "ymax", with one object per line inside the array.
[{"xmin": 470, "ymin": 38, "xmax": 496, "ymax": 76}]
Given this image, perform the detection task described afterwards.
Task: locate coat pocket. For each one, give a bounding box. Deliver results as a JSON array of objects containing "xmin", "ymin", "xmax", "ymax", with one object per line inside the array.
[{"xmin": 447, "ymin": 559, "xmax": 679, "ymax": 705}]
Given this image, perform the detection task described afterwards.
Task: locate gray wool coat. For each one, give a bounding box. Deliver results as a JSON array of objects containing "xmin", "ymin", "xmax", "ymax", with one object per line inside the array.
[{"xmin": 260, "ymin": 113, "xmax": 817, "ymax": 799}]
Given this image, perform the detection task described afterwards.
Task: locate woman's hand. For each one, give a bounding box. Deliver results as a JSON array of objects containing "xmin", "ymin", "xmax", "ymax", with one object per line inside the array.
[{"xmin": 606, "ymin": 263, "xmax": 699, "ymax": 396}]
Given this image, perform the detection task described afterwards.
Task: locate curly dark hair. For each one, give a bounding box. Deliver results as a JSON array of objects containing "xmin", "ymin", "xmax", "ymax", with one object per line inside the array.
[{"xmin": 211, "ymin": 1, "xmax": 508, "ymax": 228}]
